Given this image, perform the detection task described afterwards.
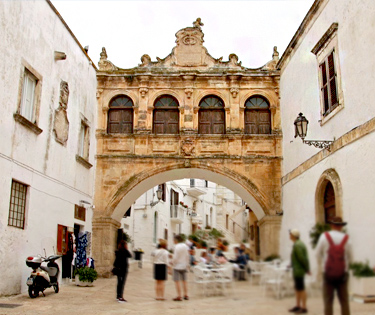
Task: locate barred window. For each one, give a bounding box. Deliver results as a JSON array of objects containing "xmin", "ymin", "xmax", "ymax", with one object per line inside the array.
[{"xmin": 8, "ymin": 180, "xmax": 27, "ymax": 229}]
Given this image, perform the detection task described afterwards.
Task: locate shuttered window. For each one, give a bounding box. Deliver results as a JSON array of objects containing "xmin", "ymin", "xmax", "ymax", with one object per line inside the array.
[
  {"xmin": 153, "ymin": 95, "xmax": 179, "ymax": 134},
  {"xmin": 8, "ymin": 180, "xmax": 27, "ymax": 229},
  {"xmin": 244, "ymin": 96, "xmax": 271, "ymax": 134},
  {"xmin": 320, "ymin": 50, "xmax": 338, "ymax": 116},
  {"xmin": 198, "ymin": 96, "xmax": 225, "ymax": 134},
  {"xmin": 107, "ymin": 95, "xmax": 133, "ymax": 133}
]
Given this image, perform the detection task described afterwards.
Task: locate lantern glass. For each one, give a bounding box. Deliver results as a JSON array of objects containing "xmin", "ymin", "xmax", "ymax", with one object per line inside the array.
[
  {"xmin": 156, "ymin": 188, "xmax": 163, "ymax": 200},
  {"xmin": 294, "ymin": 113, "xmax": 309, "ymax": 139}
]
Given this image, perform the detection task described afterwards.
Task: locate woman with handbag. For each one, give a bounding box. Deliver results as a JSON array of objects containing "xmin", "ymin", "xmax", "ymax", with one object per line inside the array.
[{"xmin": 113, "ymin": 240, "xmax": 132, "ymax": 303}]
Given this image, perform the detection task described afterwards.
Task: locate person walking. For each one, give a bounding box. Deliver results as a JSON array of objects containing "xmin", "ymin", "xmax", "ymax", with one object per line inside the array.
[
  {"xmin": 316, "ymin": 216, "xmax": 352, "ymax": 315},
  {"xmin": 113, "ymin": 240, "xmax": 132, "ymax": 303},
  {"xmin": 289, "ymin": 229, "xmax": 310, "ymax": 314},
  {"xmin": 172, "ymin": 234, "xmax": 190, "ymax": 301},
  {"xmin": 152, "ymin": 239, "xmax": 169, "ymax": 301}
]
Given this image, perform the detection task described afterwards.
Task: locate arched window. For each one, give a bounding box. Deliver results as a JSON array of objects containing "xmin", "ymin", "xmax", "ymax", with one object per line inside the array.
[
  {"xmin": 324, "ymin": 181, "xmax": 336, "ymax": 223},
  {"xmin": 198, "ymin": 95, "xmax": 225, "ymax": 134},
  {"xmin": 107, "ymin": 95, "xmax": 133, "ymax": 134},
  {"xmin": 244, "ymin": 96, "xmax": 271, "ymax": 134},
  {"xmin": 153, "ymin": 95, "xmax": 179, "ymax": 134}
]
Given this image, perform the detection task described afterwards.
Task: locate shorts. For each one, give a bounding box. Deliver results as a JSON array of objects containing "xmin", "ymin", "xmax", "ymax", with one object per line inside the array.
[
  {"xmin": 173, "ymin": 269, "xmax": 187, "ymax": 281},
  {"xmin": 154, "ymin": 264, "xmax": 167, "ymax": 281},
  {"xmin": 294, "ymin": 276, "xmax": 305, "ymax": 291}
]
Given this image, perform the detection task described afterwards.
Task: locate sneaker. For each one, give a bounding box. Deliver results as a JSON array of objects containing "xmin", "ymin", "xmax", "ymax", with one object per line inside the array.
[
  {"xmin": 288, "ymin": 306, "xmax": 301, "ymax": 312},
  {"xmin": 295, "ymin": 309, "xmax": 307, "ymax": 314},
  {"xmin": 118, "ymin": 298, "xmax": 127, "ymax": 303}
]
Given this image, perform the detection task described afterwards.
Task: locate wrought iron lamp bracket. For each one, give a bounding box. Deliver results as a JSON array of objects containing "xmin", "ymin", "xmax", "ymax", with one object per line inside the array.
[{"xmin": 302, "ymin": 139, "xmax": 333, "ymax": 151}]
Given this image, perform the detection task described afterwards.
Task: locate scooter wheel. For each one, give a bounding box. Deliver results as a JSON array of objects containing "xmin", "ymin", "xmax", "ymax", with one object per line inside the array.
[
  {"xmin": 54, "ymin": 283, "xmax": 59, "ymax": 293},
  {"xmin": 28, "ymin": 286, "xmax": 39, "ymax": 298}
]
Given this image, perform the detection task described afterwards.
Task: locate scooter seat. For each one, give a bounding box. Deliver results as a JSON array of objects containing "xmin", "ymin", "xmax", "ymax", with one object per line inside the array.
[{"xmin": 40, "ymin": 266, "xmax": 58, "ymax": 277}]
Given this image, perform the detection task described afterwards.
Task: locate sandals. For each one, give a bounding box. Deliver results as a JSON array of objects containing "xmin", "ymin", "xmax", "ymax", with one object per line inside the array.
[
  {"xmin": 184, "ymin": 296, "xmax": 189, "ymax": 300},
  {"xmin": 155, "ymin": 298, "xmax": 166, "ymax": 301},
  {"xmin": 173, "ymin": 297, "xmax": 182, "ymax": 301}
]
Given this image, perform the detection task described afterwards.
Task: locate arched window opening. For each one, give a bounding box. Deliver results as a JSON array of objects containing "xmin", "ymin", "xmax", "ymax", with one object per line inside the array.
[
  {"xmin": 324, "ymin": 181, "xmax": 336, "ymax": 223},
  {"xmin": 107, "ymin": 95, "xmax": 134, "ymax": 134},
  {"xmin": 198, "ymin": 95, "xmax": 225, "ymax": 134},
  {"xmin": 153, "ymin": 95, "xmax": 179, "ymax": 134},
  {"xmin": 244, "ymin": 96, "xmax": 271, "ymax": 134}
]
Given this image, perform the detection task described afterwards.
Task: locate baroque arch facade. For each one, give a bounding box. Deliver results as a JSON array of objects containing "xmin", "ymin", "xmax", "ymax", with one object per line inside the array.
[{"xmin": 94, "ymin": 19, "xmax": 282, "ymax": 275}]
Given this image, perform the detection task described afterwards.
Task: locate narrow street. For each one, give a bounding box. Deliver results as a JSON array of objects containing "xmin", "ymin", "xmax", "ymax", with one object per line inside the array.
[{"xmin": 1, "ymin": 263, "xmax": 374, "ymax": 315}]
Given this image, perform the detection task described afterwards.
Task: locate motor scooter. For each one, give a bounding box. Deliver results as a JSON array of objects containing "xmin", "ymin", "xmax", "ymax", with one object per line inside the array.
[{"xmin": 26, "ymin": 254, "xmax": 62, "ymax": 298}]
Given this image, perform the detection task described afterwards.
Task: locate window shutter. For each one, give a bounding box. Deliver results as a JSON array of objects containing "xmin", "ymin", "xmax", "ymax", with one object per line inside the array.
[{"xmin": 328, "ymin": 52, "xmax": 338, "ymax": 108}]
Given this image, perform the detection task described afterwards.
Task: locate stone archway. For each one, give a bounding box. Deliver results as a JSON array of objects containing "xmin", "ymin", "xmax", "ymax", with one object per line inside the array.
[
  {"xmin": 92, "ymin": 159, "xmax": 282, "ymax": 275},
  {"xmin": 315, "ymin": 168, "xmax": 343, "ymax": 223}
]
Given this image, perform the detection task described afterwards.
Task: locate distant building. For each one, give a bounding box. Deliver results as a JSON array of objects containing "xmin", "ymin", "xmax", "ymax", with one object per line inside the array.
[{"xmin": 0, "ymin": 0, "xmax": 97, "ymax": 295}]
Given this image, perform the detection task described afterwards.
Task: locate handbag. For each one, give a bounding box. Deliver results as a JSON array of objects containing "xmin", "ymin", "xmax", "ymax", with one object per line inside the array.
[{"xmin": 111, "ymin": 267, "xmax": 120, "ymax": 276}]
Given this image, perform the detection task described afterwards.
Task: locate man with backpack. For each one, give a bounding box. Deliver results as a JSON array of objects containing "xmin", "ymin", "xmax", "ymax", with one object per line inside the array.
[{"xmin": 316, "ymin": 216, "xmax": 353, "ymax": 315}]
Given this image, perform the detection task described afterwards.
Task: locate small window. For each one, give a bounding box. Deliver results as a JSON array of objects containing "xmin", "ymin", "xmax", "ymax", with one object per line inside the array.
[
  {"xmin": 79, "ymin": 121, "xmax": 90, "ymax": 160},
  {"xmin": 198, "ymin": 95, "xmax": 225, "ymax": 134},
  {"xmin": 320, "ymin": 50, "xmax": 338, "ymax": 116},
  {"xmin": 190, "ymin": 179, "xmax": 195, "ymax": 187},
  {"xmin": 8, "ymin": 180, "xmax": 27, "ymax": 229},
  {"xmin": 20, "ymin": 69, "xmax": 37, "ymax": 122},
  {"xmin": 74, "ymin": 205, "xmax": 86, "ymax": 221},
  {"xmin": 107, "ymin": 95, "xmax": 133, "ymax": 134},
  {"xmin": 153, "ymin": 95, "xmax": 179, "ymax": 134},
  {"xmin": 244, "ymin": 96, "xmax": 271, "ymax": 134}
]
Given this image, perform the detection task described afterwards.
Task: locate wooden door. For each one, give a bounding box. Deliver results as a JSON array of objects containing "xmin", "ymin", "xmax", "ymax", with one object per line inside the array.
[
  {"xmin": 108, "ymin": 108, "xmax": 133, "ymax": 133},
  {"xmin": 153, "ymin": 109, "xmax": 179, "ymax": 134},
  {"xmin": 198, "ymin": 109, "xmax": 225, "ymax": 134}
]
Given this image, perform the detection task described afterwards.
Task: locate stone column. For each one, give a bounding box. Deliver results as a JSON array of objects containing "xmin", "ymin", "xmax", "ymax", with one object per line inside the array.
[
  {"xmin": 257, "ymin": 215, "xmax": 282, "ymax": 260},
  {"xmin": 92, "ymin": 216, "xmax": 121, "ymax": 277}
]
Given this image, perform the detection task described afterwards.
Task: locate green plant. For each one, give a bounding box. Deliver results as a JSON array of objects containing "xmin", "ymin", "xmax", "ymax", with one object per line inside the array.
[
  {"xmin": 222, "ymin": 239, "xmax": 229, "ymax": 246},
  {"xmin": 189, "ymin": 234, "xmax": 199, "ymax": 243},
  {"xmin": 309, "ymin": 222, "xmax": 331, "ymax": 249},
  {"xmin": 179, "ymin": 233, "xmax": 187, "ymax": 242},
  {"xmin": 350, "ymin": 261, "xmax": 375, "ymax": 278},
  {"xmin": 200, "ymin": 240, "xmax": 208, "ymax": 248},
  {"xmin": 74, "ymin": 267, "xmax": 98, "ymax": 282},
  {"xmin": 264, "ymin": 254, "xmax": 280, "ymax": 262},
  {"xmin": 208, "ymin": 228, "xmax": 224, "ymax": 240}
]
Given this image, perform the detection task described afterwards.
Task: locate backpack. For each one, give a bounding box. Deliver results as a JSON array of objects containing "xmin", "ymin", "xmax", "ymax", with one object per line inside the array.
[{"xmin": 324, "ymin": 232, "xmax": 349, "ymax": 281}]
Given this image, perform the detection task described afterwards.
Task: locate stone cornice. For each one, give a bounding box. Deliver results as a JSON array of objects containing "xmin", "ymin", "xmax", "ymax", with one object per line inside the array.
[{"xmin": 277, "ymin": 0, "xmax": 325, "ymax": 71}]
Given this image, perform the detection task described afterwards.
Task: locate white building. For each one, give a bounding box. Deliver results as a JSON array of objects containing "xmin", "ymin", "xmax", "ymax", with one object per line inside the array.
[
  {"xmin": 278, "ymin": 0, "xmax": 375, "ymax": 272},
  {"xmin": 0, "ymin": 0, "xmax": 97, "ymax": 295},
  {"xmin": 120, "ymin": 179, "xmax": 247, "ymax": 257}
]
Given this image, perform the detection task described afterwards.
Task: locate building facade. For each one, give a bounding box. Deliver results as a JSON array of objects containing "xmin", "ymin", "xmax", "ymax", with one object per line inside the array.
[
  {"xmin": 278, "ymin": 0, "xmax": 375, "ymax": 272},
  {"xmin": 93, "ymin": 19, "xmax": 283, "ymax": 275},
  {"xmin": 0, "ymin": 0, "xmax": 97, "ymax": 295}
]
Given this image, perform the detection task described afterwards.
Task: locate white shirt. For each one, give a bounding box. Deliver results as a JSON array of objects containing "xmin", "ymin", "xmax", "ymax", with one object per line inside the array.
[
  {"xmin": 316, "ymin": 230, "xmax": 353, "ymax": 272},
  {"xmin": 172, "ymin": 243, "xmax": 189, "ymax": 270},
  {"xmin": 152, "ymin": 248, "xmax": 169, "ymax": 265}
]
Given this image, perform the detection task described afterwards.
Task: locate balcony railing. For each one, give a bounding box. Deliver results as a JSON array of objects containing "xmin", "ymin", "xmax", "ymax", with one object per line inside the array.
[{"xmin": 170, "ymin": 205, "xmax": 185, "ymax": 223}]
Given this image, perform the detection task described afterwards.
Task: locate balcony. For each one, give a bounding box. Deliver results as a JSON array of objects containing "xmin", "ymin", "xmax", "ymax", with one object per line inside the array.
[
  {"xmin": 170, "ymin": 205, "xmax": 185, "ymax": 223},
  {"xmin": 186, "ymin": 187, "xmax": 206, "ymax": 198}
]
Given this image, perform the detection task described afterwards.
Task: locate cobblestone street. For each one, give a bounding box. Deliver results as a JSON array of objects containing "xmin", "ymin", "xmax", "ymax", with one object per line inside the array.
[{"xmin": 1, "ymin": 263, "xmax": 375, "ymax": 315}]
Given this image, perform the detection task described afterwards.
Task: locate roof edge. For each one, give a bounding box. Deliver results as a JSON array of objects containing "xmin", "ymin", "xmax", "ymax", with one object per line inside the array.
[
  {"xmin": 277, "ymin": 0, "xmax": 324, "ymax": 71},
  {"xmin": 46, "ymin": 0, "xmax": 97, "ymax": 71}
]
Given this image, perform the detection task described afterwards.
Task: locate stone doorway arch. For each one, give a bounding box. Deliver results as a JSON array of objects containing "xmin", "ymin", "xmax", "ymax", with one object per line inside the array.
[
  {"xmin": 92, "ymin": 161, "xmax": 282, "ymax": 275},
  {"xmin": 315, "ymin": 168, "xmax": 343, "ymax": 223}
]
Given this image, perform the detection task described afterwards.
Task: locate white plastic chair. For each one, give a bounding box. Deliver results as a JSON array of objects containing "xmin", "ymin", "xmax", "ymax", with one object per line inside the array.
[
  {"xmin": 215, "ymin": 264, "xmax": 234, "ymax": 295},
  {"xmin": 248, "ymin": 261, "xmax": 264, "ymax": 285},
  {"xmin": 193, "ymin": 265, "xmax": 214, "ymax": 296},
  {"xmin": 263, "ymin": 266, "xmax": 290, "ymax": 299}
]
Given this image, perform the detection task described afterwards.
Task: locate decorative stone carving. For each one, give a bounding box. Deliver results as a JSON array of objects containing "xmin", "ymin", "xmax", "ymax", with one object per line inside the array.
[
  {"xmin": 98, "ymin": 47, "xmax": 118, "ymax": 71},
  {"xmin": 54, "ymin": 81, "xmax": 70, "ymax": 144},
  {"xmin": 230, "ymin": 88, "xmax": 239, "ymax": 98},
  {"xmin": 140, "ymin": 54, "xmax": 152, "ymax": 67},
  {"xmin": 262, "ymin": 46, "xmax": 279, "ymax": 70},
  {"xmin": 193, "ymin": 18, "xmax": 204, "ymax": 30},
  {"xmin": 139, "ymin": 87, "xmax": 149, "ymax": 97},
  {"xmin": 185, "ymin": 88, "xmax": 193, "ymax": 99},
  {"xmin": 181, "ymin": 138, "xmax": 195, "ymax": 156},
  {"xmin": 96, "ymin": 89, "xmax": 103, "ymax": 99}
]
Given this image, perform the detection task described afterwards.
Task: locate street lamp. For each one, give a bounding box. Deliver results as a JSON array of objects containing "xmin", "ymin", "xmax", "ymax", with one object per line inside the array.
[
  {"xmin": 294, "ymin": 113, "xmax": 333, "ymax": 150},
  {"xmin": 150, "ymin": 187, "xmax": 163, "ymax": 207}
]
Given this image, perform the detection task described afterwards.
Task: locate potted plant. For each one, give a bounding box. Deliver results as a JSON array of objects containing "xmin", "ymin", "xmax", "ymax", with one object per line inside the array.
[
  {"xmin": 350, "ymin": 261, "xmax": 375, "ymax": 298},
  {"xmin": 74, "ymin": 266, "xmax": 98, "ymax": 287},
  {"xmin": 309, "ymin": 222, "xmax": 331, "ymax": 248}
]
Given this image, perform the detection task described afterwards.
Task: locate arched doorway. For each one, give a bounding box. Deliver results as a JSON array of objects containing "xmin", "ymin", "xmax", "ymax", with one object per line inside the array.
[{"xmin": 315, "ymin": 169, "xmax": 343, "ymax": 223}]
